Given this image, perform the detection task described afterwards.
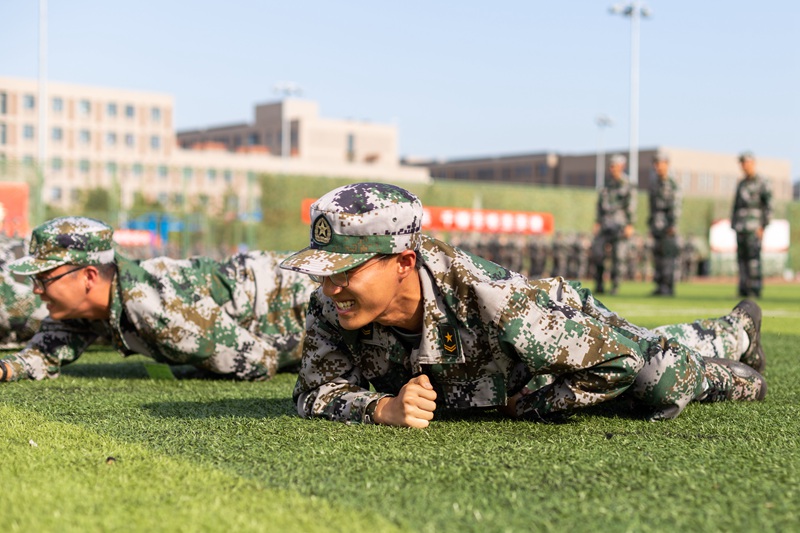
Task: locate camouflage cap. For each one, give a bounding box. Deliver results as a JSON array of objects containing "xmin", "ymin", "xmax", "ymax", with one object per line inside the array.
[
  {"xmin": 280, "ymin": 182, "xmax": 423, "ymax": 276},
  {"xmin": 739, "ymin": 150, "xmax": 755, "ymax": 163},
  {"xmin": 609, "ymin": 153, "xmax": 627, "ymax": 167},
  {"xmin": 8, "ymin": 216, "xmax": 115, "ymax": 275},
  {"xmin": 652, "ymin": 150, "xmax": 670, "ymax": 163}
]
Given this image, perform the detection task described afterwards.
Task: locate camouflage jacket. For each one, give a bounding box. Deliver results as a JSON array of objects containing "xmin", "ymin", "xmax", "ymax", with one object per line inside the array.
[
  {"xmin": 648, "ymin": 175, "xmax": 681, "ymax": 235},
  {"xmin": 0, "ymin": 270, "xmax": 47, "ymax": 346},
  {"xmin": 596, "ymin": 177, "xmax": 636, "ymax": 233},
  {"xmin": 2, "ymin": 251, "xmax": 315, "ymax": 381},
  {"xmin": 293, "ymin": 235, "xmax": 646, "ymax": 424},
  {"xmin": 731, "ymin": 175, "xmax": 772, "ymax": 233}
]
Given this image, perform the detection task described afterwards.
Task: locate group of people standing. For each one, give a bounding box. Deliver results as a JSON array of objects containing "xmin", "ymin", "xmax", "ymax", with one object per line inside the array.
[{"xmin": 592, "ymin": 150, "xmax": 772, "ymax": 298}]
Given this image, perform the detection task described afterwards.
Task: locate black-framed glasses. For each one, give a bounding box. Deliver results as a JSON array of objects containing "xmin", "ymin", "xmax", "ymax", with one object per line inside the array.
[
  {"xmin": 309, "ymin": 257, "xmax": 384, "ymax": 288},
  {"xmin": 32, "ymin": 265, "xmax": 86, "ymax": 291}
]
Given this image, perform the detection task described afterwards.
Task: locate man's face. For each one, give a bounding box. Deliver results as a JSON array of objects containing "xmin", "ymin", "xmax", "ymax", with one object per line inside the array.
[
  {"xmin": 608, "ymin": 163, "xmax": 625, "ymax": 180},
  {"xmin": 654, "ymin": 160, "xmax": 669, "ymax": 178},
  {"xmin": 320, "ymin": 255, "xmax": 409, "ymax": 331},
  {"xmin": 32, "ymin": 264, "xmax": 90, "ymax": 320},
  {"xmin": 741, "ymin": 158, "xmax": 756, "ymax": 177}
]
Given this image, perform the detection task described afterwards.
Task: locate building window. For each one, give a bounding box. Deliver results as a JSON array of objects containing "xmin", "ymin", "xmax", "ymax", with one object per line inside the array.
[
  {"xmin": 454, "ymin": 170, "xmax": 469, "ymax": 180},
  {"xmin": 51, "ymin": 187, "xmax": 62, "ymax": 202},
  {"xmin": 79, "ymin": 99, "xmax": 91, "ymax": 116},
  {"xmin": 23, "ymin": 156, "xmax": 35, "ymax": 167},
  {"xmin": 157, "ymin": 192, "xmax": 168, "ymax": 205},
  {"xmin": 207, "ymin": 169, "xmax": 216, "ymax": 182},
  {"xmin": 698, "ymin": 173, "xmax": 713, "ymax": 193},
  {"xmin": 23, "ymin": 124, "xmax": 35, "ymax": 140},
  {"xmin": 514, "ymin": 166, "xmax": 533, "ymax": 178},
  {"xmin": 106, "ymin": 162, "xmax": 118, "ymax": 175},
  {"xmin": 52, "ymin": 127, "xmax": 63, "ymax": 142},
  {"xmin": 107, "ymin": 102, "xmax": 118, "ymax": 117},
  {"xmin": 0, "ymin": 123, "xmax": 6, "ymax": 145},
  {"xmin": 70, "ymin": 188, "xmax": 81, "ymax": 202},
  {"xmin": 23, "ymin": 94, "xmax": 36, "ymax": 110},
  {"xmin": 79, "ymin": 129, "xmax": 91, "ymax": 144},
  {"xmin": 150, "ymin": 135, "xmax": 160, "ymax": 150},
  {"xmin": 151, "ymin": 107, "xmax": 161, "ymax": 122},
  {"xmin": 125, "ymin": 104, "xmax": 135, "ymax": 118},
  {"xmin": 174, "ymin": 193, "xmax": 184, "ymax": 207},
  {"xmin": 125, "ymin": 133, "xmax": 135, "ymax": 147},
  {"xmin": 158, "ymin": 165, "xmax": 168, "ymax": 179},
  {"xmin": 0, "ymin": 92, "xmax": 6, "ymax": 114},
  {"xmin": 106, "ymin": 132, "xmax": 117, "ymax": 146},
  {"xmin": 131, "ymin": 163, "xmax": 143, "ymax": 177},
  {"xmin": 223, "ymin": 170, "xmax": 232, "ymax": 183},
  {"xmin": 79, "ymin": 159, "xmax": 90, "ymax": 173},
  {"xmin": 477, "ymin": 168, "xmax": 494, "ymax": 181},
  {"xmin": 52, "ymin": 157, "xmax": 63, "ymax": 172},
  {"xmin": 52, "ymin": 97, "xmax": 63, "ymax": 113},
  {"xmin": 248, "ymin": 133, "xmax": 259, "ymax": 145}
]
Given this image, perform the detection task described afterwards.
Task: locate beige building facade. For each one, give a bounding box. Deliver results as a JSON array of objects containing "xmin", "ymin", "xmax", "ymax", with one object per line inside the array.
[{"xmin": 0, "ymin": 77, "xmax": 429, "ymax": 216}]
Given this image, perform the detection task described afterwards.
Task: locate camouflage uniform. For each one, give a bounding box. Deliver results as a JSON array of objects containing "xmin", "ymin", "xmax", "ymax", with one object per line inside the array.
[
  {"xmin": 280, "ymin": 182, "xmax": 765, "ymax": 425},
  {"xmin": 0, "ymin": 237, "xmax": 47, "ymax": 346},
  {"xmin": 0, "ymin": 270, "xmax": 47, "ymax": 346},
  {"xmin": 592, "ymin": 172, "xmax": 636, "ymax": 293},
  {"xmin": 731, "ymin": 168, "xmax": 772, "ymax": 298},
  {"xmin": 1, "ymin": 217, "xmax": 315, "ymax": 381},
  {"xmin": 648, "ymin": 172, "xmax": 681, "ymax": 295}
]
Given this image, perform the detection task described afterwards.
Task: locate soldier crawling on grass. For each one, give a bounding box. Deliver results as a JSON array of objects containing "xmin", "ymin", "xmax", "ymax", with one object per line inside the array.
[
  {"xmin": 280, "ymin": 182, "xmax": 766, "ymax": 428},
  {"xmin": 0, "ymin": 217, "xmax": 316, "ymax": 382}
]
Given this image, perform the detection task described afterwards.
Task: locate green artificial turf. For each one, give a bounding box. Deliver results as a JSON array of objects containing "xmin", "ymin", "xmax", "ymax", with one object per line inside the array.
[{"xmin": 2, "ymin": 281, "xmax": 798, "ymax": 532}]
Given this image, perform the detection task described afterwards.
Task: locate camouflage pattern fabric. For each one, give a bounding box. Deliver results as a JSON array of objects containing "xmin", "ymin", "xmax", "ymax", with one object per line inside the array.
[
  {"xmin": 1, "ymin": 251, "xmax": 316, "ymax": 381},
  {"xmin": 280, "ymin": 182, "xmax": 423, "ymax": 277},
  {"xmin": 731, "ymin": 175, "xmax": 772, "ymax": 297},
  {"xmin": 593, "ymin": 176, "xmax": 636, "ymax": 290},
  {"xmin": 0, "ymin": 270, "xmax": 47, "ymax": 347},
  {"xmin": 8, "ymin": 216, "xmax": 115, "ymax": 275},
  {"xmin": 648, "ymin": 174, "xmax": 681, "ymax": 293},
  {"xmin": 292, "ymin": 235, "xmax": 747, "ymax": 424}
]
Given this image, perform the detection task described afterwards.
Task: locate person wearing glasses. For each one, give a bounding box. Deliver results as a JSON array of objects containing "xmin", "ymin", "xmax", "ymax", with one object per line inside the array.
[
  {"xmin": 280, "ymin": 182, "xmax": 766, "ymax": 428},
  {"xmin": 0, "ymin": 216, "xmax": 316, "ymax": 382}
]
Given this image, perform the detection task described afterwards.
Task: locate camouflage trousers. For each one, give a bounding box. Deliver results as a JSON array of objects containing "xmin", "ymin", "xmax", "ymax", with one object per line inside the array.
[
  {"xmin": 736, "ymin": 231, "xmax": 763, "ymax": 297},
  {"xmin": 651, "ymin": 233, "xmax": 679, "ymax": 291},
  {"xmin": 529, "ymin": 283, "xmax": 751, "ymax": 420},
  {"xmin": 591, "ymin": 230, "xmax": 626, "ymax": 289}
]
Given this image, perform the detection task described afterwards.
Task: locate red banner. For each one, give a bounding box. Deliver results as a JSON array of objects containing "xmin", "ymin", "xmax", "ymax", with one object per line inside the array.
[
  {"xmin": 301, "ymin": 198, "xmax": 554, "ymax": 235},
  {"xmin": 0, "ymin": 182, "xmax": 30, "ymax": 238}
]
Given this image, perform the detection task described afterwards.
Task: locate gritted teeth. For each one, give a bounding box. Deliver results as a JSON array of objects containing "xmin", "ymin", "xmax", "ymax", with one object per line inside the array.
[{"xmin": 335, "ymin": 300, "xmax": 355, "ymax": 310}]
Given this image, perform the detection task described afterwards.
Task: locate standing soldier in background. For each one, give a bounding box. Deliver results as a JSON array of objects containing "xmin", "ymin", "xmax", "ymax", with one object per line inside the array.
[
  {"xmin": 592, "ymin": 154, "xmax": 636, "ymax": 295},
  {"xmin": 648, "ymin": 151, "xmax": 681, "ymax": 296},
  {"xmin": 732, "ymin": 152, "xmax": 772, "ymax": 298}
]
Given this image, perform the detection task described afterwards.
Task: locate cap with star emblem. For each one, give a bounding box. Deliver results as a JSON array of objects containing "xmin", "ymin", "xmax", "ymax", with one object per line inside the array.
[{"xmin": 280, "ymin": 182, "xmax": 423, "ymax": 277}]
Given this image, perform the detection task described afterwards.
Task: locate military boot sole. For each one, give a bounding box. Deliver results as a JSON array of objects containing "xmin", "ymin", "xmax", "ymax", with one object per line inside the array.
[{"xmin": 705, "ymin": 357, "xmax": 767, "ymax": 402}]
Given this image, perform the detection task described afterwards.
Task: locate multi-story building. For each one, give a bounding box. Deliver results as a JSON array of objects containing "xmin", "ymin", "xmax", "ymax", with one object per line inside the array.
[
  {"xmin": 177, "ymin": 99, "xmax": 399, "ymax": 166},
  {"xmin": 415, "ymin": 147, "xmax": 793, "ymax": 202},
  {"xmin": 0, "ymin": 77, "xmax": 430, "ymax": 216}
]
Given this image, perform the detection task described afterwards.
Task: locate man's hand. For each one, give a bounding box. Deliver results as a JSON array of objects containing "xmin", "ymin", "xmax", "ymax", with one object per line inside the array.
[
  {"xmin": 373, "ymin": 374, "xmax": 437, "ymax": 428},
  {"xmin": 624, "ymin": 224, "xmax": 634, "ymax": 239}
]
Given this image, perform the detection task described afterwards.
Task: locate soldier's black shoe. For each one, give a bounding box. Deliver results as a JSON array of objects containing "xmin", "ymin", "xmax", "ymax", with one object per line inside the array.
[
  {"xmin": 732, "ymin": 299, "xmax": 766, "ymax": 373},
  {"xmin": 701, "ymin": 358, "xmax": 767, "ymax": 402}
]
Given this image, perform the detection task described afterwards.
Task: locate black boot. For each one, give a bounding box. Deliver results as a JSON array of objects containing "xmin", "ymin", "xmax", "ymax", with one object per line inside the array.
[
  {"xmin": 732, "ymin": 300, "xmax": 766, "ymax": 373},
  {"xmin": 701, "ymin": 358, "xmax": 767, "ymax": 402}
]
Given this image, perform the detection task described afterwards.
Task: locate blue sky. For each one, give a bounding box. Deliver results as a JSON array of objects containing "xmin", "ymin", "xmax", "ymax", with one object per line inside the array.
[{"xmin": 2, "ymin": 1, "xmax": 798, "ymax": 178}]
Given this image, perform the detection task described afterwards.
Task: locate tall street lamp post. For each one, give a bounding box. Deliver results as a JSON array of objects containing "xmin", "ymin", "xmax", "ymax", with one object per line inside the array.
[
  {"xmin": 609, "ymin": 1, "xmax": 650, "ymax": 187},
  {"xmin": 595, "ymin": 114, "xmax": 614, "ymax": 190}
]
